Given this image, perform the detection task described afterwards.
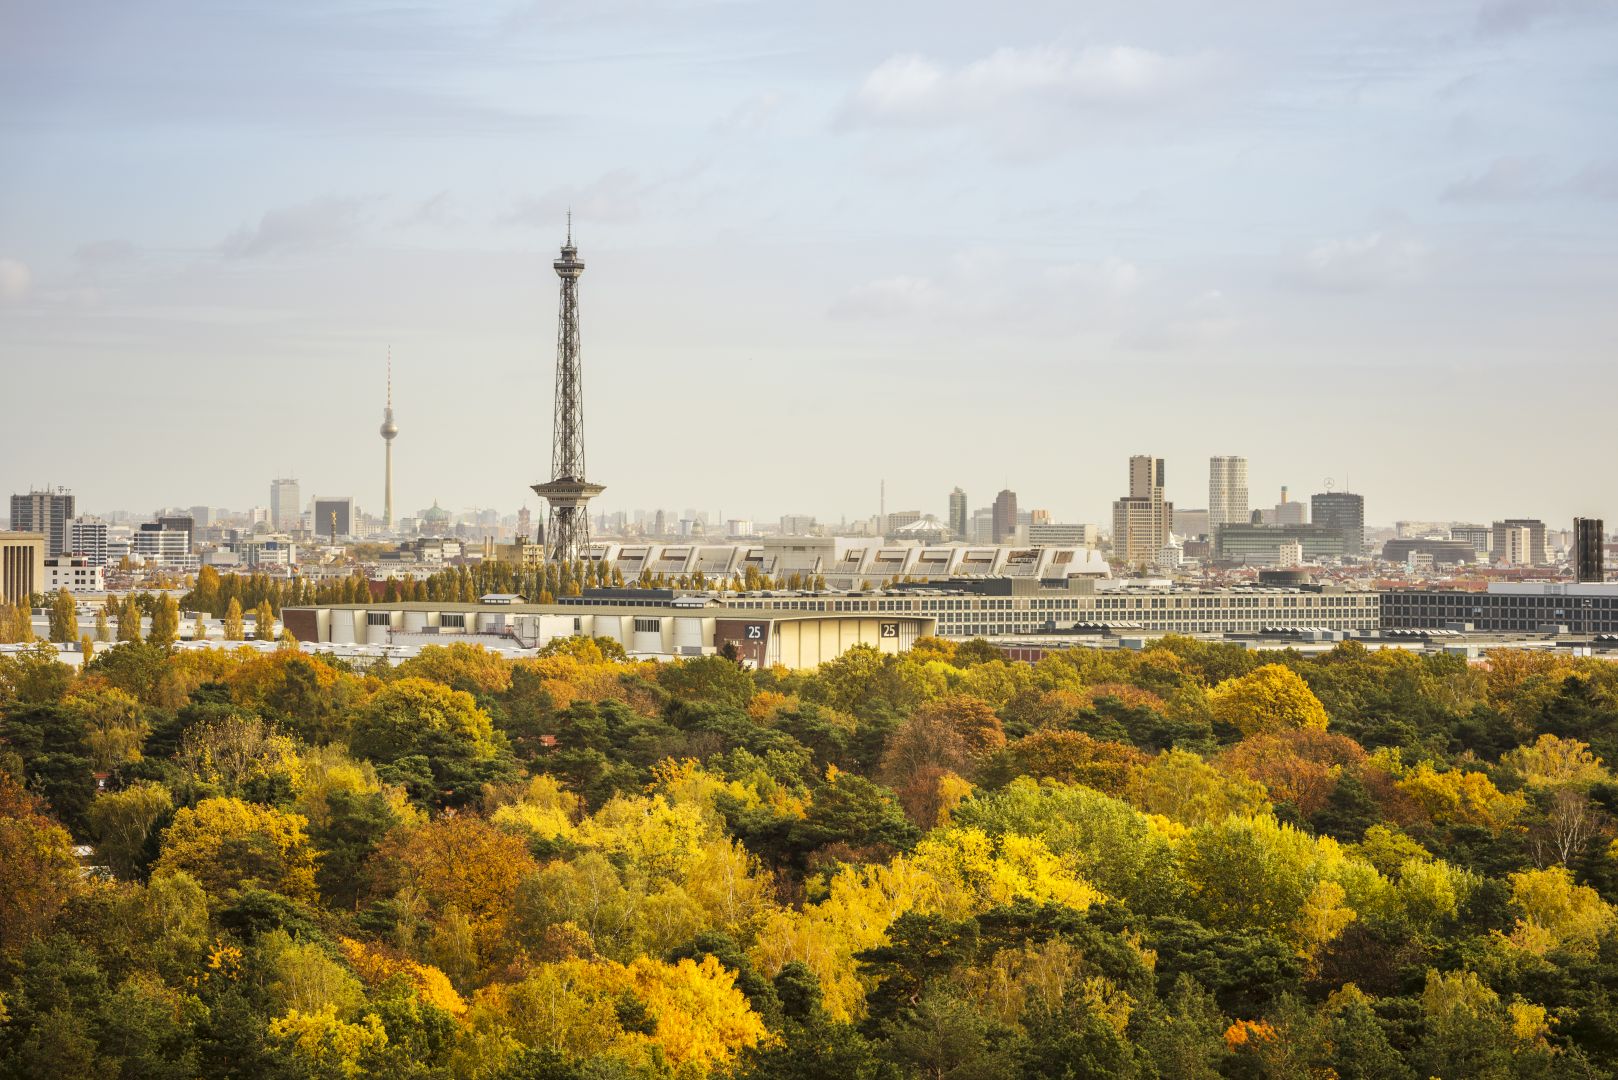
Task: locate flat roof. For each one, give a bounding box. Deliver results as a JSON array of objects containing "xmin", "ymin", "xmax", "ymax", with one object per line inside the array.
[{"xmin": 285, "ymin": 602, "xmax": 933, "ymax": 624}]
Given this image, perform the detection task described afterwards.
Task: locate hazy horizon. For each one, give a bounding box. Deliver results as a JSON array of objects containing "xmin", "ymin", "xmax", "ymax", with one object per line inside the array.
[{"xmin": 4, "ymin": 1, "xmax": 1615, "ymax": 528}]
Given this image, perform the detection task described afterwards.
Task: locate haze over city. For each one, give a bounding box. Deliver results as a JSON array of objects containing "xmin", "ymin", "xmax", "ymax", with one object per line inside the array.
[{"xmin": 3, "ymin": 1, "xmax": 1615, "ymax": 524}]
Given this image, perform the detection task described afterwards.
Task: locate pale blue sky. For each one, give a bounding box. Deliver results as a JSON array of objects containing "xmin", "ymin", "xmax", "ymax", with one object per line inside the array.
[{"xmin": 2, "ymin": 1, "xmax": 1615, "ymax": 527}]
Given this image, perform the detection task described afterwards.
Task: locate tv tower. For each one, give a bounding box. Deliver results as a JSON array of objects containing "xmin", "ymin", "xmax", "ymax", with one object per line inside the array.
[
  {"xmin": 532, "ymin": 214, "xmax": 604, "ymax": 564},
  {"xmin": 380, "ymin": 350, "xmax": 398, "ymax": 531}
]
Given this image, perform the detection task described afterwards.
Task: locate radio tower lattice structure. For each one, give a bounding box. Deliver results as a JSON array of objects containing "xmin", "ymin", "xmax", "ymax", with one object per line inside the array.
[{"xmin": 532, "ymin": 214, "xmax": 605, "ymax": 565}]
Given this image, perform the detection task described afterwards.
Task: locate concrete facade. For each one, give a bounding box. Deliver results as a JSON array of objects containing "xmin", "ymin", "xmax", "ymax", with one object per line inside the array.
[{"xmin": 1, "ymin": 532, "xmax": 46, "ymax": 605}]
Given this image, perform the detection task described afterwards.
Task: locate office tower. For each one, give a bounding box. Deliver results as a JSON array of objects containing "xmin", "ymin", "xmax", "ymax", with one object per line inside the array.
[
  {"xmin": 69, "ymin": 517, "xmax": 109, "ymax": 566},
  {"xmin": 1574, "ymin": 518, "xmax": 1605, "ymax": 582},
  {"xmin": 1112, "ymin": 456, "xmax": 1174, "ymax": 566},
  {"xmin": 971, "ymin": 507, "xmax": 995, "ymax": 544},
  {"xmin": 313, "ymin": 497, "xmax": 355, "ymax": 541},
  {"xmin": 10, "ymin": 487, "xmax": 75, "ymax": 556},
  {"xmin": 517, "ymin": 506, "xmax": 532, "ymax": 542},
  {"xmin": 1, "ymin": 533, "xmax": 45, "ymax": 605},
  {"xmin": 992, "ymin": 489, "xmax": 1018, "ymax": 544},
  {"xmin": 134, "ymin": 523, "xmax": 189, "ymax": 562},
  {"xmin": 948, "ymin": 487, "xmax": 968, "ymax": 541},
  {"xmin": 1489, "ymin": 518, "xmax": 1549, "ymax": 566},
  {"xmin": 188, "ymin": 505, "xmax": 215, "ymax": 527},
  {"xmin": 270, "ymin": 478, "xmax": 301, "ymax": 531},
  {"xmin": 532, "ymin": 217, "xmax": 605, "ymax": 565},
  {"xmin": 1208, "ymin": 456, "xmax": 1249, "ymax": 531},
  {"xmin": 1311, "ymin": 491, "xmax": 1365, "ymax": 556},
  {"xmin": 380, "ymin": 356, "xmax": 398, "ymax": 531},
  {"xmin": 1451, "ymin": 524, "xmax": 1491, "ymax": 554},
  {"xmin": 157, "ymin": 515, "xmax": 195, "ymax": 554}
]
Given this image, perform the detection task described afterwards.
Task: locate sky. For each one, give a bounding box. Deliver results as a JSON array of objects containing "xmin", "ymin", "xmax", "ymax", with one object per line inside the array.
[{"xmin": 2, "ymin": 0, "xmax": 1615, "ymax": 530}]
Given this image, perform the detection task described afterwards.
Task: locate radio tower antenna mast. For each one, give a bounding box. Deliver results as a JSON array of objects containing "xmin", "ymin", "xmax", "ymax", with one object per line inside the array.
[{"xmin": 532, "ymin": 213, "xmax": 604, "ymax": 565}]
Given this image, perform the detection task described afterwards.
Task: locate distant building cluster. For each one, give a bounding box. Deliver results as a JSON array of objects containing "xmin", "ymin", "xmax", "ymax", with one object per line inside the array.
[{"xmin": 5, "ymin": 227, "xmax": 1613, "ymax": 671}]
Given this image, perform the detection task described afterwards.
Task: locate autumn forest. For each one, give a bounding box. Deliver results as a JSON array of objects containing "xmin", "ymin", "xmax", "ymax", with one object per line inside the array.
[{"xmin": 4, "ymin": 631, "xmax": 1618, "ymax": 1078}]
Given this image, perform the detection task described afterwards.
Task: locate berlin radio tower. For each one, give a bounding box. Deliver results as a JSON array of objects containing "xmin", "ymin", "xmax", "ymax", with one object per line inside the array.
[{"xmin": 532, "ymin": 213, "xmax": 604, "ymax": 564}]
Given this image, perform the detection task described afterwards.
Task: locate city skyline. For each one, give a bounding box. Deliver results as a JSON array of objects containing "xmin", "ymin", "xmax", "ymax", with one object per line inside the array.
[{"xmin": 3, "ymin": 2, "xmax": 1616, "ymax": 523}]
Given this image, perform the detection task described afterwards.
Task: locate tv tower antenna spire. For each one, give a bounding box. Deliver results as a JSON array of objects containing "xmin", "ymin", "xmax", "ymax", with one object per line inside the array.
[{"xmin": 532, "ymin": 216, "xmax": 604, "ymax": 564}]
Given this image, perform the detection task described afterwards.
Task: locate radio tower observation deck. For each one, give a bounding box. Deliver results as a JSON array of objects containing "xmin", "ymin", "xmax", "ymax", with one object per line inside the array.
[{"xmin": 532, "ymin": 214, "xmax": 604, "ymax": 565}]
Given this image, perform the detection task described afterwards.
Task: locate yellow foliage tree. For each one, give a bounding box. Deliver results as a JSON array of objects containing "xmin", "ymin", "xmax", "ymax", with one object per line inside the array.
[
  {"xmin": 395, "ymin": 642, "xmax": 513, "ymax": 695},
  {"xmin": 1501, "ymin": 865, "xmax": 1617, "ymax": 958},
  {"xmin": 1208, "ymin": 663, "xmax": 1330, "ymax": 736},
  {"xmin": 155, "ymin": 796, "xmax": 319, "ymax": 901},
  {"xmin": 1126, "ymin": 748, "xmax": 1270, "ymax": 826},
  {"xmin": 469, "ymin": 954, "xmax": 767, "ymax": 1074},
  {"xmin": 1396, "ymin": 764, "xmax": 1527, "ymax": 834},
  {"xmin": 1501, "ymin": 734, "xmax": 1608, "ymax": 790},
  {"xmin": 269, "ymin": 1006, "xmax": 389, "ymax": 1079},
  {"xmin": 339, "ymin": 937, "xmax": 467, "ymax": 1016}
]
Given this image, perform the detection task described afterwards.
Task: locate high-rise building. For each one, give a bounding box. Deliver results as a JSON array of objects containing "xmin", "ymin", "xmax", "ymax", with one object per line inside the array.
[
  {"xmin": 9, "ymin": 488, "xmax": 75, "ymax": 556},
  {"xmin": 1311, "ymin": 491, "xmax": 1365, "ymax": 556},
  {"xmin": 991, "ymin": 489, "xmax": 1018, "ymax": 544},
  {"xmin": 967, "ymin": 507, "xmax": 993, "ymax": 544},
  {"xmin": 1208, "ymin": 456, "xmax": 1249, "ymax": 532},
  {"xmin": 1574, "ymin": 518, "xmax": 1605, "ymax": 583},
  {"xmin": 133, "ymin": 524, "xmax": 189, "ymax": 563},
  {"xmin": 381, "ymin": 356, "xmax": 399, "ymax": 531},
  {"xmin": 1451, "ymin": 524, "xmax": 1491, "ymax": 553},
  {"xmin": 1, "ymin": 533, "xmax": 45, "ymax": 605},
  {"xmin": 270, "ymin": 478, "xmax": 301, "ymax": 532},
  {"xmin": 532, "ymin": 218, "xmax": 605, "ymax": 565},
  {"xmin": 69, "ymin": 517, "xmax": 109, "ymax": 566},
  {"xmin": 1490, "ymin": 519, "xmax": 1548, "ymax": 566},
  {"xmin": 948, "ymin": 487, "xmax": 968, "ymax": 540},
  {"xmin": 1112, "ymin": 456, "xmax": 1173, "ymax": 567},
  {"xmin": 157, "ymin": 515, "xmax": 194, "ymax": 554}
]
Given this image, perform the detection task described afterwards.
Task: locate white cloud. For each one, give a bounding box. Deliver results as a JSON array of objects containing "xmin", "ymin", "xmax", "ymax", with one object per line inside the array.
[
  {"xmin": 0, "ymin": 259, "xmax": 31, "ymax": 304},
  {"xmin": 1442, "ymin": 156, "xmax": 1547, "ymax": 202},
  {"xmin": 843, "ymin": 45, "xmax": 1221, "ymax": 127},
  {"xmin": 221, "ymin": 197, "xmax": 368, "ymax": 259},
  {"xmin": 1046, "ymin": 256, "xmax": 1142, "ymax": 298},
  {"xmin": 1292, "ymin": 231, "xmax": 1429, "ymax": 292}
]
